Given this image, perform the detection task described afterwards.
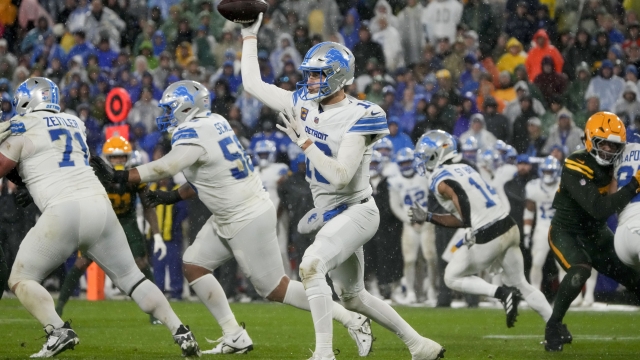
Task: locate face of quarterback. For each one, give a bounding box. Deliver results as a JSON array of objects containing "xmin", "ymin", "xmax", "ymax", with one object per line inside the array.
[{"xmin": 306, "ymin": 71, "xmax": 325, "ymax": 93}]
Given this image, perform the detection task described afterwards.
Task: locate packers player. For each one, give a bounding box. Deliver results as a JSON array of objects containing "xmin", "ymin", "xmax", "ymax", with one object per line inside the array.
[
  {"xmin": 545, "ymin": 112, "xmax": 640, "ymax": 351},
  {"xmin": 55, "ymin": 136, "xmax": 167, "ymax": 324}
]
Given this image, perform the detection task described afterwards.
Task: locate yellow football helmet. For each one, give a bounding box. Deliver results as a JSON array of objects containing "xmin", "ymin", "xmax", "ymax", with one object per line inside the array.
[
  {"xmin": 584, "ymin": 111, "xmax": 626, "ymax": 165},
  {"xmin": 102, "ymin": 136, "xmax": 132, "ymax": 169}
]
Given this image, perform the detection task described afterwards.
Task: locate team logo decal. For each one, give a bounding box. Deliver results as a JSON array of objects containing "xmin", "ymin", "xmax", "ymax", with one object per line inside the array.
[{"xmin": 300, "ymin": 107, "xmax": 309, "ymax": 121}]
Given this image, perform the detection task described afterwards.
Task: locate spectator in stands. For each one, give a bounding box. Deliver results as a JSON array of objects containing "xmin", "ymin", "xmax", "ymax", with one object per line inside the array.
[
  {"xmin": 435, "ymin": 69, "xmax": 461, "ymax": 106},
  {"xmin": 623, "ymin": 22, "xmax": 640, "ymax": 50},
  {"xmin": 192, "ymin": 25, "xmax": 215, "ymax": 69},
  {"xmin": 513, "ymin": 64, "xmax": 546, "ymax": 105},
  {"xmin": 234, "ymin": 90, "xmax": 263, "ymax": 134},
  {"xmin": 249, "ymin": 113, "xmax": 291, "ymax": 161},
  {"xmin": 520, "ymin": 117, "xmax": 547, "ymax": 156},
  {"xmin": 66, "ymin": 31, "xmax": 95, "ymax": 67},
  {"xmin": 591, "ymin": 29, "xmax": 610, "ymax": 63},
  {"xmin": 504, "ymin": 81, "xmax": 546, "ymax": 124},
  {"xmin": 30, "ymin": 32, "xmax": 66, "ymax": 70},
  {"xmin": 411, "ymin": 101, "xmax": 437, "ymax": 143},
  {"xmin": 270, "ymin": 33, "xmax": 301, "ymax": 77},
  {"xmin": 497, "ymin": 37, "xmax": 527, "ymax": 74},
  {"xmin": 611, "ymin": 81, "xmax": 640, "ymax": 124},
  {"xmin": 540, "ymin": 96, "xmax": 571, "ymax": 133},
  {"xmin": 601, "ymin": 13, "xmax": 624, "ymax": 44},
  {"xmin": 372, "ymin": 16, "xmax": 404, "ymax": 72},
  {"xmin": 369, "ymin": 0, "xmax": 398, "ymax": 34},
  {"xmin": 340, "ymin": 8, "xmax": 360, "ymax": 51},
  {"xmin": 21, "ymin": 15, "xmax": 50, "ymax": 54},
  {"xmin": 453, "ymin": 93, "xmax": 479, "ymax": 138},
  {"xmin": 152, "ymin": 52, "xmax": 172, "ymax": 88},
  {"xmin": 564, "ymin": 62, "xmax": 592, "ymax": 115},
  {"xmin": 94, "ymin": 37, "xmax": 119, "ymax": 69},
  {"xmin": 563, "ymin": 29, "xmax": 594, "ymax": 80},
  {"xmin": 535, "ymin": 5, "xmax": 557, "ymax": 44},
  {"xmin": 534, "ymin": 56, "xmax": 568, "ymax": 105},
  {"xmin": 460, "ymin": 113, "xmax": 497, "ymax": 150},
  {"xmin": 84, "ymin": 0, "xmax": 125, "ymax": 51},
  {"xmin": 76, "ymin": 103, "xmax": 102, "ymax": 155},
  {"xmin": 542, "ymin": 111, "xmax": 584, "ymax": 155},
  {"xmin": 173, "ymin": 18, "xmax": 193, "ymax": 49},
  {"xmin": 575, "ymin": 96, "xmax": 601, "ymax": 129},
  {"xmin": 512, "ymin": 95, "xmax": 539, "ymax": 152},
  {"xmin": 525, "ymin": 29, "xmax": 564, "ymax": 81},
  {"xmin": 483, "ymin": 96, "xmax": 510, "ymax": 142},
  {"xmin": 353, "ymin": 26, "xmax": 386, "ymax": 77},
  {"xmin": 433, "ymin": 91, "xmax": 457, "ymax": 134},
  {"xmin": 385, "ymin": 118, "xmax": 414, "ymax": 152},
  {"xmin": 128, "ymin": 87, "xmax": 162, "ymax": 133},
  {"xmin": 422, "ymin": 0, "xmax": 463, "ymax": 44},
  {"xmin": 505, "ymin": 1, "xmax": 536, "ymax": 47},
  {"xmin": 210, "ymin": 79, "xmax": 235, "ymax": 119},
  {"xmin": 397, "ymin": 0, "xmax": 425, "ymax": 66},
  {"xmin": 493, "ymin": 71, "xmax": 517, "ymax": 105},
  {"xmin": 585, "ymin": 60, "xmax": 625, "ymax": 111},
  {"xmin": 462, "ymin": 0, "xmax": 498, "ymax": 52},
  {"xmin": 443, "ymin": 37, "xmax": 467, "ymax": 83}
]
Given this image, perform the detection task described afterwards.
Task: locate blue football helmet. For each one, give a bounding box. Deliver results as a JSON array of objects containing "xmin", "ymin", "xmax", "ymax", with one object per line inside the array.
[
  {"xmin": 370, "ymin": 150, "xmax": 384, "ymax": 177},
  {"xmin": 395, "ymin": 147, "xmax": 415, "ymax": 177},
  {"xmin": 373, "ymin": 137, "xmax": 394, "ymax": 162},
  {"xmin": 478, "ymin": 149, "xmax": 502, "ymax": 173},
  {"xmin": 13, "ymin": 77, "xmax": 60, "ymax": 115},
  {"xmin": 254, "ymin": 140, "xmax": 277, "ymax": 167},
  {"xmin": 504, "ymin": 145, "xmax": 518, "ymax": 164},
  {"xmin": 461, "ymin": 136, "xmax": 479, "ymax": 163},
  {"xmin": 156, "ymin": 80, "xmax": 210, "ymax": 132},
  {"xmin": 297, "ymin": 42, "xmax": 355, "ymax": 102},
  {"xmin": 538, "ymin": 156, "xmax": 561, "ymax": 185},
  {"xmin": 414, "ymin": 130, "xmax": 459, "ymax": 176}
]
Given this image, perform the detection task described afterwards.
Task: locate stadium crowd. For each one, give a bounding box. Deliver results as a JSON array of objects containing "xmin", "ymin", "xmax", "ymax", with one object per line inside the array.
[{"xmin": 1, "ymin": 0, "xmax": 640, "ymax": 306}]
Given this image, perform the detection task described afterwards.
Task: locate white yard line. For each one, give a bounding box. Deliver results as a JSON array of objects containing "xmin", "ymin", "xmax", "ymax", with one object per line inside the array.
[{"xmin": 483, "ymin": 335, "xmax": 640, "ymax": 341}]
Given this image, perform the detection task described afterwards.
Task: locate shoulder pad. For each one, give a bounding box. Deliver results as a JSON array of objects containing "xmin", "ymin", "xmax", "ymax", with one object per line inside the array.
[
  {"xmin": 564, "ymin": 154, "xmax": 595, "ymax": 180},
  {"xmin": 429, "ymin": 167, "xmax": 454, "ymax": 192}
]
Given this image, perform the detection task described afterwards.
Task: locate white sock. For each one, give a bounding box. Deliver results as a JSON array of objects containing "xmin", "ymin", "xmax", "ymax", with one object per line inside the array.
[
  {"xmin": 131, "ymin": 280, "xmax": 182, "ymax": 333},
  {"xmin": 304, "ymin": 277, "xmax": 333, "ymax": 357},
  {"xmin": 344, "ymin": 290, "xmax": 422, "ymax": 348},
  {"xmin": 14, "ymin": 280, "xmax": 65, "ymax": 329},
  {"xmin": 445, "ymin": 275, "xmax": 498, "ymax": 297},
  {"xmin": 404, "ymin": 261, "xmax": 416, "ymax": 294},
  {"xmin": 283, "ymin": 280, "xmax": 354, "ymax": 327},
  {"xmin": 190, "ymin": 274, "xmax": 241, "ymax": 335},
  {"xmin": 524, "ymin": 290, "xmax": 552, "ymax": 322}
]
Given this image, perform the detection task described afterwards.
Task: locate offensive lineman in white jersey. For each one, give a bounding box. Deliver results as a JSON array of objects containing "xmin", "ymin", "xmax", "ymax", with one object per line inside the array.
[
  {"xmin": 388, "ymin": 147, "xmax": 437, "ymax": 305},
  {"xmin": 410, "ymin": 130, "xmax": 552, "ymax": 328},
  {"xmin": 241, "ymin": 14, "xmax": 444, "ymax": 360},
  {"xmin": 0, "ymin": 78, "xmax": 199, "ymax": 358},
  {"xmin": 89, "ymin": 80, "xmax": 373, "ymax": 357},
  {"xmin": 254, "ymin": 139, "xmax": 292, "ymax": 275},
  {"xmin": 613, "ymin": 142, "xmax": 640, "ymax": 272}
]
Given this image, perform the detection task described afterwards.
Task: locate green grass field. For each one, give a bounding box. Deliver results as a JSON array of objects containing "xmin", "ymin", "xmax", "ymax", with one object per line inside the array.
[{"xmin": 1, "ymin": 299, "xmax": 640, "ymax": 359}]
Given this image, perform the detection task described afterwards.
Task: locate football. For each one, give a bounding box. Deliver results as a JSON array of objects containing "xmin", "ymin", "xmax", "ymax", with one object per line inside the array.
[{"xmin": 217, "ymin": 0, "xmax": 268, "ymax": 24}]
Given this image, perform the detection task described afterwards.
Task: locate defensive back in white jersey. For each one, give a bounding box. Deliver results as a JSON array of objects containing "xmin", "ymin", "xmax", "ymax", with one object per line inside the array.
[
  {"xmin": 171, "ymin": 114, "xmax": 271, "ymax": 237},
  {"xmin": 388, "ymin": 174, "xmax": 429, "ymax": 214},
  {"xmin": 431, "ymin": 163, "xmax": 508, "ymax": 230},
  {"xmin": 525, "ymin": 178, "xmax": 557, "ymax": 229},
  {"xmin": 0, "ymin": 112, "xmax": 105, "ymax": 209},
  {"xmin": 614, "ymin": 142, "xmax": 640, "ymax": 226}
]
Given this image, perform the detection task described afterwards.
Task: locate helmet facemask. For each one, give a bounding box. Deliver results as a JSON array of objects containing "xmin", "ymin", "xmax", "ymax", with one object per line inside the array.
[
  {"xmin": 297, "ymin": 67, "xmax": 339, "ymax": 102},
  {"xmin": 590, "ymin": 137, "xmax": 625, "ymax": 165}
]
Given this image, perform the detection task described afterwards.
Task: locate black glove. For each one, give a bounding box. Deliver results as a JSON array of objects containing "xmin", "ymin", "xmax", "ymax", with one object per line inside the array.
[
  {"xmin": 143, "ymin": 189, "xmax": 182, "ymax": 208},
  {"xmin": 89, "ymin": 156, "xmax": 129, "ymax": 184},
  {"xmin": 5, "ymin": 168, "xmax": 25, "ymax": 187},
  {"xmin": 15, "ymin": 186, "xmax": 33, "ymax": 208}
]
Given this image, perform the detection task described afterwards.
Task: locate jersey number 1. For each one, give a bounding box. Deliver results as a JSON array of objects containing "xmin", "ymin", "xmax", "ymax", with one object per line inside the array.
[
  {"xmin": 306, "ymin": 142, "xmax": 332, "ymax": 184},
  {"xmin": 468, "ymin": 177, "xmax": 497, "ymax": 208},
  {"xmin": 48, "ymin": 129, "xmax": 89, "ymax": 167}
]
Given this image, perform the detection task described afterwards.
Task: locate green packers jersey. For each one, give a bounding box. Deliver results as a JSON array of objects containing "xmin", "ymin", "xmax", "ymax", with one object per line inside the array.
[
  {"xmin": 552, "ymin": 150, "xmax": 634, "ymax": 233},
  {"xmin": 104, "ymin": 182, "xmax": 146, "ymax": 218}
]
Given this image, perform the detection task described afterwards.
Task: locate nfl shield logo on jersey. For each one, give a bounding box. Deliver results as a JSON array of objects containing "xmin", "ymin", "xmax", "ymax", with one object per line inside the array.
[{"xmin": 314, "ymin": 117, "xmax": 320, "ymax": 124}]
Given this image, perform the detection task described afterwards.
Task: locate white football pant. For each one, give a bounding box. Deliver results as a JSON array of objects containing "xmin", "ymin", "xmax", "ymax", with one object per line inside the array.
[
  {"xmin": 401, "ymin": 222, "xmax": 437, "ymax": 298},
  {"xmin": 614, "ymin": 222, "xmax": 640, "ymax": 272}
]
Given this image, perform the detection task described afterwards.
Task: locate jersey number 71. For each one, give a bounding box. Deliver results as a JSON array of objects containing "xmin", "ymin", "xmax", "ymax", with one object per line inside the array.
[{"xmin": 48, "ymin": 129, "xmax": 89, "ymax": 167}]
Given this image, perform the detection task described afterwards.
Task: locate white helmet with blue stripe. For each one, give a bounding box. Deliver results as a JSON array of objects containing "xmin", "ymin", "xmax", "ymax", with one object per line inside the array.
[
  {"xmin": 370, "ymin": 150, "xmax": 384, "ymax": 177},
  {"xmin": 538, "ymin": 155, "xmax": 561, "ymax": 185},
  {"xmin": 414, "ymin": 130, "xmax": 459, "ymax": 176},
  {"xmin": 156, "ymin": 80, "xmax": 210, "ymax": 132},
  {"xmin": 478, "ymin": 149, "xmax": 502, "ymax": 173},
  {"xmin": 461, "ymin": 136, "xmax": 479, "ymax": 163},
  {"xmin": 395, "ymin": 147, "xmax": 415, "ymax": 177},
  {"xmin": 297, "ymin": 42, "xmax": 355, "ymax": 102},
  {"xmin": 254, "ymin": 139, "xmax": 277, "ymax": 167},
  {"xmin": 13, "ymin": 77, "xmax": 60, "ymax": 115},
  {"xmin": 372, "ymin": 137, "xmax": 394, "ymax": 162}
]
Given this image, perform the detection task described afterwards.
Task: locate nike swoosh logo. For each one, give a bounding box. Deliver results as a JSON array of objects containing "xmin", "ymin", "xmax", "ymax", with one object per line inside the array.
[
  {"xmin": 293, "ymin": 129, "xmax": 300, "ymax": 137},
  {"xmin": 576, "ymin": 159, "xmax": 585, "ymax": 164},
  {"xmin": 371, "ymin": 111, "xmax": 380, "ymax": 116},
  {"xmin": 232, "ymin": 335, "xmax": 242, "ymax": 343}
]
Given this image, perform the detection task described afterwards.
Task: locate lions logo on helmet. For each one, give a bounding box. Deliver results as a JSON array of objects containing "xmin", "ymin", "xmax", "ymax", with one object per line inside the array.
[
  {"xmin": 156, "ymin": 80, "xmax": 210, "ymax": 132},
  {"xmin": 13, "ymin": 77, "xmax": 60, "ymax": 115},
  {"xmin": 297, "ymin": 42, "xmax": 355, "ymax": 102},
  {"xmin": 414, "ymin": 130, "xmax": 460, "ymax": 176},
  {"xmin": 584, "ymin": 111, "xmax": 626, "ymax": 165},
  {"xmin": 538, "ymin": 156, "xmax": 561, "ymax": 185},
  {"xmin": 395, "ymin": 147, "xmax": 415, "ymax": 178}
]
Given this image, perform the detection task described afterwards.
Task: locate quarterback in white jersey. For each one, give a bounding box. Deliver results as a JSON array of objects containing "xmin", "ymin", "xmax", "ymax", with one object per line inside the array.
[
  {"xmin": 90, "ymin": 80, "xmax": 373, "ymax": 357},
  {"xmin": 0, "ymin": 78, "xmax": 199, "ymax": 358},
  {"xmin": 241, "ymin": 15, "xmax": 444, "ymax": 360},
  {"xmin": 254, "ymin": 139, "xmax": 292, "ymax": 274},
  {"xmin": 613, "ymin": 142, "xmax": 640, "ymax": 271},
  {"xmin": 388, "ymin": 147, "xmax": 437, "ymax": 304},
  {"xmin": 411, "ymin": 130, "xmax": 551, "ymax": 328}
]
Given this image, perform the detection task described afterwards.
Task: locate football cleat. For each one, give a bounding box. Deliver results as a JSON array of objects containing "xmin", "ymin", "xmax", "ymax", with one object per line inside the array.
[
  {"xmin": 203, "ymin": 323, "xmax": 253, "ymax": 354},
  {"xmin": 544, "ymin": 321, "xmax": 565, "ymax": 352},
  {"xmin": 347, "ymin": 315, "xmax": 373, "ymax": 356},
  {"xmin": 173, "ymin": 324, "xmax": 201, "ymax": 357},
  {"xmin": 307, "ymin": 350, "xmax": 336, "ymax": 360},
  {"xmin": 497, "ymin": 286, "xmax": 522, "ymax": 328},
  {"xmin": 31, "ymin": 322, "xmax": 79, "ymax": 358},
  {"xmin": 560, "ymin": 323, "xmax": 573, "ymax": 344},
  {"xmin": 410, "ymin": 337, "xmax": 445, "ymax": 360}
]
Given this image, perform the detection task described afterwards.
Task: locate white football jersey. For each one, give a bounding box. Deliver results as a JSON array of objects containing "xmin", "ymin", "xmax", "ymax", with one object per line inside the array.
[
  {"xmin": 491, "ymin": 163, "xmax": 517, "ymax": 213},
  {"xmin": 431, "ymin": 163, "xmax": 508, "ymax": 230},
  {"xmin": 293, "ymin": 94, "xmax": 389, "ymax": 208},
  {"xmin": 388, "ymin": 173, "xmax": 429, "ymax": 214},
  {"xmin": 171, "ymin": 114, "xmax": 271, "ymax": 238},
  {"xmin": 525, "ymin": 178, "xmax": 558, "ymax": 228},
  {"xmin": 0, "ymin": 111, "xmax": 105, "ymax": 210},
  {"xmin": 615, "ymin": 142, "xmax": 640, "ymax": 227},
  {"xmin": 258, "ymin": 162, "xmax": 289, "ymax": 209}
]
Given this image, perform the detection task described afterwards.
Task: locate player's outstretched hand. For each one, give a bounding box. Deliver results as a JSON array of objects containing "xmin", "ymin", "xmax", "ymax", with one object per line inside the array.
[
  {"xmin": 90, "ymin": 156, "xmax": 129, "ymax": 184},
  {"xmin": 153, "ymin": 234, "xmax": 167, "ymax": 261},
  {"xmin": 15, "ymin": 186, "xmax": 33, "ymax": 208},
  {"xmin": 277, "ymin": 107, "xmax": 309, "ymax": 147},
  {"xmin": 143, "ymin": 189, "xmax": 182, "ymax": 208},
  {"xmin": 241, "ymin": 12, "xmax": 263, "ymax": 38},
  {"xmin": 409, "ymin": 204, "xmax": 429, "ymax": 224}
]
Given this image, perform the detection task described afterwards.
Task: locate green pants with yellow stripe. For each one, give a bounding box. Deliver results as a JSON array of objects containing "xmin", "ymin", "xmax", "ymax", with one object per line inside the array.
[{"xmin": 548, "ymin": 225, "xmax": 640, "ymax": 291}]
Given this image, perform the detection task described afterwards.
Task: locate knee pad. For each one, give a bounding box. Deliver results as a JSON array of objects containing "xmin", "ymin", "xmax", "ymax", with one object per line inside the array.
[
  {"xmin": 299, "ymin": 256, "xmax": 328, "ymax": 282},
  {"xmin": 566, "ymin": 266, "xmax": 592, "ymax": 288}
]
